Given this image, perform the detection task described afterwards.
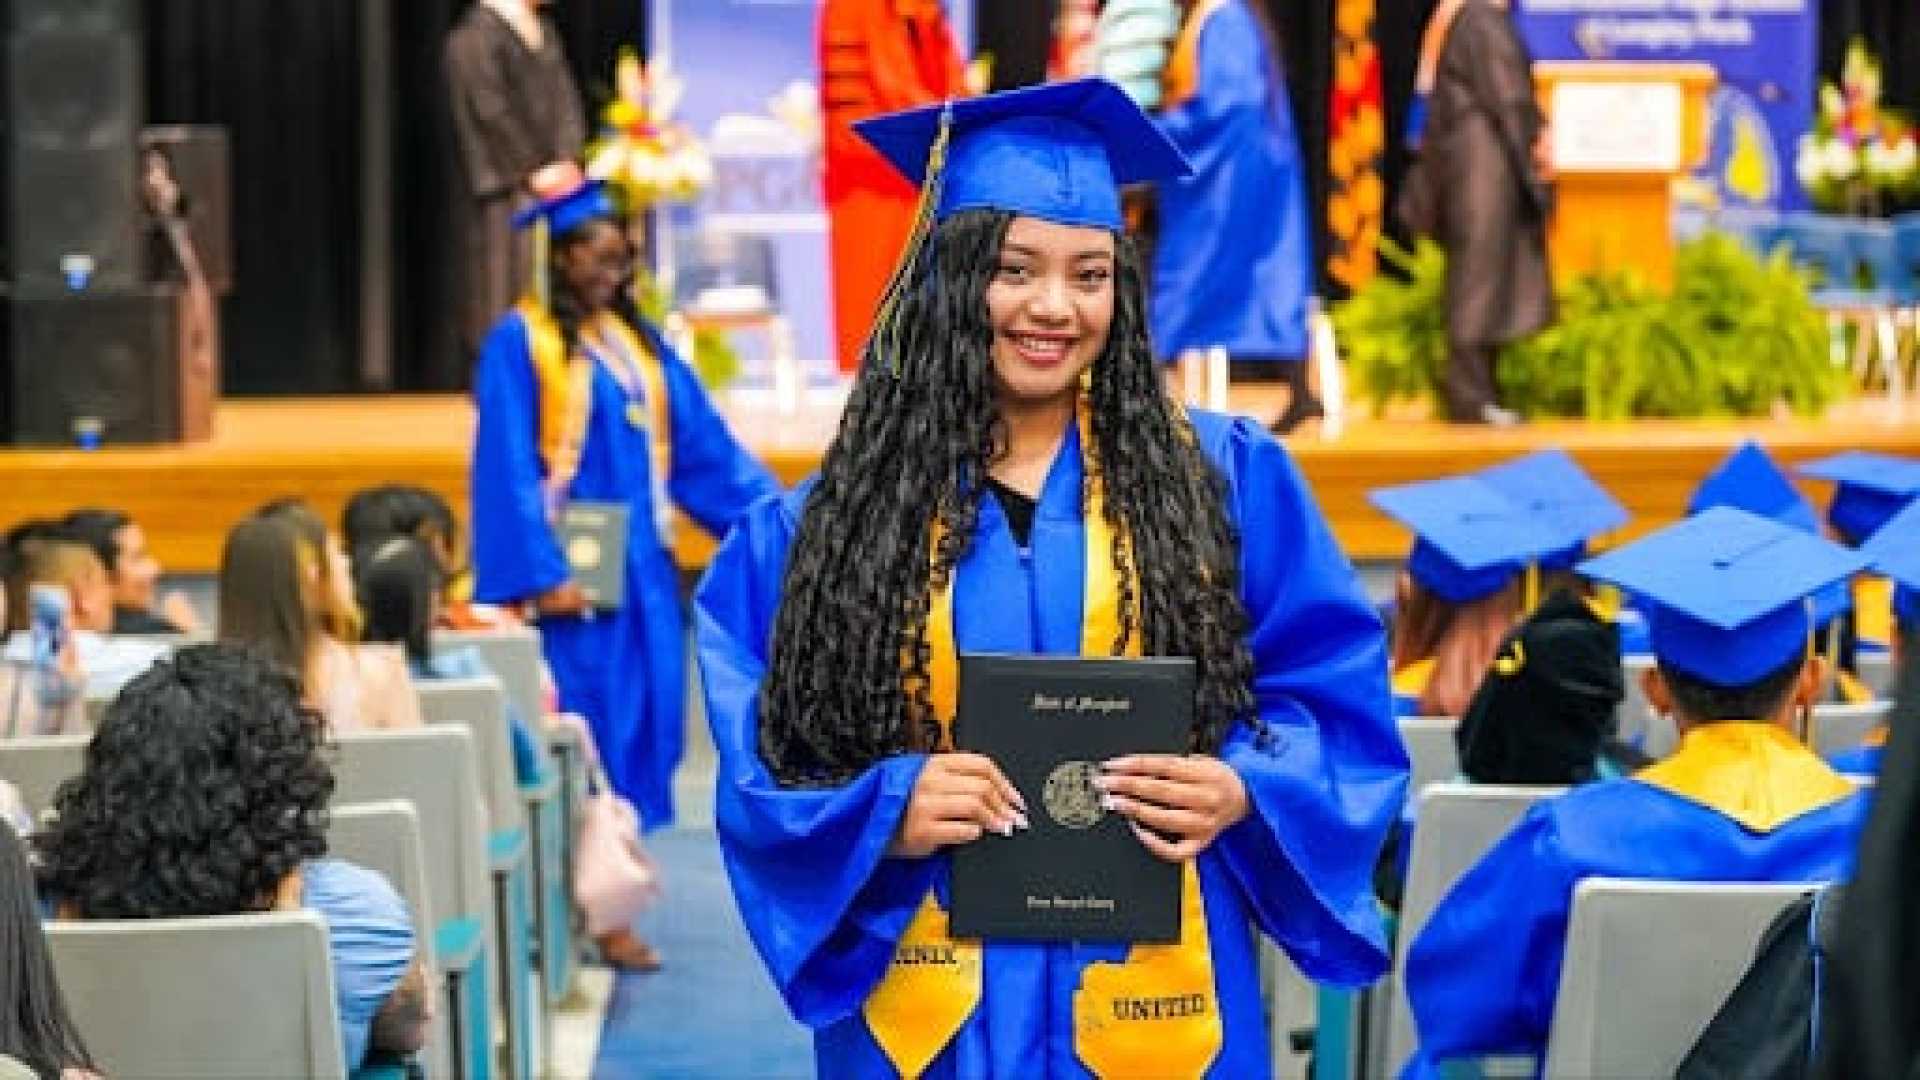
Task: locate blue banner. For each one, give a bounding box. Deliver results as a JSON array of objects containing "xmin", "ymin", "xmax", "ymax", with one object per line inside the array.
[
  {"xmin": 653, "ymin": 1, "xmax": 971, "ymax": 383},
  {"xmin": 1513, "ymin": 0, "xmax": 1818, "ymax": 210}
]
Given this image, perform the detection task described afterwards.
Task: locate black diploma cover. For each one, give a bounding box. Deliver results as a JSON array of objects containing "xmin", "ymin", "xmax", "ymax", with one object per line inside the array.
[
  {"xmin": 950, "ymin": 653, "xmax": 1193, "ymax": 942},
  {"xmin": 559, "ymin": 501, "xmax": 628, "ymax": 610}
]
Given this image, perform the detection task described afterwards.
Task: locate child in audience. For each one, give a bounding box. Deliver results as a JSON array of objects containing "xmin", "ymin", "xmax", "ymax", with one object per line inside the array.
[
  {"xmin": 34, "ymin": 644, "xmax": 431, "ymax": 1070},
  {"xmin": 60, "ymin": 508, "xmax": 199, "ymax": 636},
  {"xmin": 0, "ymin": 818, "xmax": 94, "ymax": 1080},
  {"xmin": 1401, "ymin": 508, "xmax": 1873, "ymax": 1077},
  {"xmin": 355, "ymin": 533, "xmax": 664, "ymax": 971},
  {"xmin": 217, "ymin": 504, "xmax": 421, "ymax": 731}
]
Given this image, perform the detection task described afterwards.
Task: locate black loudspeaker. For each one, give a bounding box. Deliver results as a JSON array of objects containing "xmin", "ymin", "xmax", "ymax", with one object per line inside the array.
[
  {"xmin": 6, "ymin": 0, "xmax": 142, "ymax": 289},
  {"xmin": 6, "ymin": 285, "xmax": 189, "ymax": 445},
  {"xmin": 140, "ymin": 126, "xmax": 233, "ymax": 294}
]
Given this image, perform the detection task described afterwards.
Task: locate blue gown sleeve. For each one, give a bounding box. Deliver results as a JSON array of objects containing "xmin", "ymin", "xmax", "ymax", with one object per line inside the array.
[
  {"xmin": 1212, "ymin": 418, "xmax": 1407, "ymax": 985},
  {"xmin": 470, "ymin": 314, "xmax": 571, "ymax": 605},
  {"xmin": 645, "ymin": 323, "xmax": 782, "ymax": 539},
  {"xmin": 1399, "ymin": 806, "xmax": 1580, "ymax": 1077},
  {"xmin": 693, "ymin": 494, "xmax": 937, "ymax": 1027},
  {"xmin": 303, "ymin": 858, "xmax": 417, "ymax": 1070},
  {"xmin": 1156, "ymin": 6, "xmax": 1279, "ymax": 176}
]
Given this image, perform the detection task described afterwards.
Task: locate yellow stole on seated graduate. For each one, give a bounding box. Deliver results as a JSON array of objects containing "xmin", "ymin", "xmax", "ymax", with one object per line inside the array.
[
  {"xmin": 518, "ymin": 300, "xmax": 671, "ymax": 518},
  {"xmin": 862, "ymin": 407, "xmax": 1224, "ymax": 1079},
  {"xmin": 1636, "ymin": 723, "xmax": 1857, "ymax": 834}
]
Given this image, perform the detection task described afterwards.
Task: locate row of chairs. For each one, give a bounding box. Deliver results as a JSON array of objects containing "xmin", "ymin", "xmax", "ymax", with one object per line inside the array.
[{"xmin": 8, "ymin": 627, "xmax": 582, "ymax": 1080}]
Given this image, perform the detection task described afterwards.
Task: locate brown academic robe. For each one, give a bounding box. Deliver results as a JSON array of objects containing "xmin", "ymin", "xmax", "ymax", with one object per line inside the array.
[
  {"xmin": 445, "ymin": 7, "xmax": 586, "ymax": 355},
  {"xmin": 1421, "ymin": 2, "xmax": 1554, "ymax": 349}
]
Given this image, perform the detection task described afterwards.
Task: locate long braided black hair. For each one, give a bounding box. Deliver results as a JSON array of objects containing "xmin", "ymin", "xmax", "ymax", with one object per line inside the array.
[{"xmin": 759, "ymin": 209, "xmax": 1257, "ymax": 786}]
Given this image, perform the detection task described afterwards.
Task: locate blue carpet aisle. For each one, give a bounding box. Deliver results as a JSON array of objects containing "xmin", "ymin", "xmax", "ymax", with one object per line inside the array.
[{"xmin": 593, "ymin": 825, "xmax": 813, "ymax": 1077}]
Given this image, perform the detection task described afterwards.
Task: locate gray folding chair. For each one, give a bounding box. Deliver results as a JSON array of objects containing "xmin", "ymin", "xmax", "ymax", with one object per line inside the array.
[
  {"xmin": 49, "ymin": 911, "xmax": 347, "ymax": 1078},
  {"xmin": 1380, "ymin": 784, "xmax": 1564, "ymax": 1076},
  {"xmin": 330, "ymin": 800, "xmax": 450, "ymax": 1080},
  {"xmin": 1811, "ymin": 700, "xmax": 1893, "ymax": 758},
  {"xmin": 0, "ymin": 733, "xmax": 87, "ymax": 815},
  {"xmin": 1398, "ymin": 716, "xmax": 1460, "ymax": 796},
  {"xmin": 1856, "ymin": 649, "xmax": 1896, "ymax": 698},
  {"xmin": 434, "ymin": 627, "xmax": 546, "ymax": 736},
  {"xmin": 1543, "ymin": 878, "xmax": 1815, "ymax": 1080},
  {"xmin": 331, "ymin": 727, "xmax": 499, "ymax": 1080}
]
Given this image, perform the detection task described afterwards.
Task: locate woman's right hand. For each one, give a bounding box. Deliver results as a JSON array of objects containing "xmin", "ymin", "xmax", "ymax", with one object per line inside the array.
[
  {"xmin": 534, "ymin": 581, "xmax": 592, "ymax": 618},
  {"xmin": 888, "ymin": 752, "xmax": 1029, "ymax": 859}
]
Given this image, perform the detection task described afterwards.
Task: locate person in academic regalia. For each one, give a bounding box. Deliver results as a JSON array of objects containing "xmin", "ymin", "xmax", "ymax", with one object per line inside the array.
[
  {"xmin": 1798, "ymin": 451, "xmax": 1920, "ymax": 699},
  {"xmin": 818, "ymin": 0, "xmax": 969, "ymax": 374},
  {"xmin": 1400, "ymin": 507, "xmax": 1875, "ymax": 1078},
  {"xmin": 1824, "ymin": 497, "xmax": 1920, "ymax": 775},
  {"xmin": 695, "ymin": 79, "xmax": 1407, "ymax": 1077},
  {"xmin": 469, "ymin": 181, "xmax": 778, "ymax": 831},
  {"xmin": 446, "ymin": 0, "xmax": 587, "ymax": 360},
  {"xmin": 1099, "ymin": 0, "xmax": 1321, "ymax": 433},
  {"xmin": 1398, "ymin": 0, "xmax": 1553, "ymax": 426}
]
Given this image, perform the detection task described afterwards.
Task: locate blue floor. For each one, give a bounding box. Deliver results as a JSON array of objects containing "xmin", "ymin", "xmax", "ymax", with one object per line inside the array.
[{"xmin": 593, "ymin": 826, "xmax": 813, "ymax": 1077}]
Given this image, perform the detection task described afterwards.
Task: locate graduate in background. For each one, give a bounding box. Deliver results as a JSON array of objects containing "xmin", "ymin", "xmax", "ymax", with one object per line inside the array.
[
  {"xmin": 1401, "ymin": 507, "xmax": 1873, "ymax": 1077},
  {"xmin": 1826, "ymin": 496, "xmax": 1920, "ymax": 775},
  {"xmin": 1096, "ymin": 0, "xmax": 1321, "ymax": 434},
  {"xmin": 1798, "ymin": 451, "xmax": 1920, "ymax": 692},
  {"xmin": 819, "ymin": 0, "xmax": 970, "ymax": 374},
  {"xmin": 696, "ymin": 79, "xmax": 1406, "ymax": 1077},
  {"xmin": 470, "ymin": 180, "xmax": 777, "ymax": 830}
]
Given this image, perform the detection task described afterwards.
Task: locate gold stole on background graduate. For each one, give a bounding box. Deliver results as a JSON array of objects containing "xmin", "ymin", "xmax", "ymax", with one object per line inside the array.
[
  {"xmin": 862, "ymin": 407, "xmax": 1224, "ymax": 1079},
  {"xmin": 518, "ymin": 300, "xmax": 672, "ymax": 519},
  {"xmin": 1636, "ymin": 723, "xmax": 1856, "ymax": 833}
]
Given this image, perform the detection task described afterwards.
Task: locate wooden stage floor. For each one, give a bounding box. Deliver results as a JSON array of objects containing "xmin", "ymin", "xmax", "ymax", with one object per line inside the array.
[{"xmin": 3, "ymin": 389, "xmax": 1917, "ymax": 574}]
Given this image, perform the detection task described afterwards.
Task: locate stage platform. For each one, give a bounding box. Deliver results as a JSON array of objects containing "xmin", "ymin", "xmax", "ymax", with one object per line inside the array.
[{"xmin": 2, "ymin": 390, "xmax": 1916, "ymax": 574}]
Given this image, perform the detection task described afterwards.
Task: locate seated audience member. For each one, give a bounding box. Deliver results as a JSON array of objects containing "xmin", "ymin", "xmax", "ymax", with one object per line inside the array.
[
  {"xmin": 0, "ymin": 546, "xmax": 84, "ymax": 741},
  {"xmin": 342, "ymin": 484, "xmax": 514, "ymax": 631},
  {"xmin": 218, "ymin": 505, "xmax": 421, "ymax": 731},
  {"xmin": 354, "ymin": 535, "xmax": 663, "ymax": 971},
  {"xmin": 0, "ymin": 819, "xmax": 95, "ymax": 1079},
  {"xmin": 1401, "ymin": 508, "xmax": 1874, "ymax": 1077},
  {"xmin": 34, "ymin": 644, "xmax": 430, "ymax": 1069},
  {"xmin": 1829, "ymin": 497, "xmax": 1920, "ymax": 773},
  {"xmin": 2, "ymin": 530, "xmax": 167, "ymax": 701},
  {"xmin": 60, "ymin": 509, "xmax": 198, "ymax": 636}
]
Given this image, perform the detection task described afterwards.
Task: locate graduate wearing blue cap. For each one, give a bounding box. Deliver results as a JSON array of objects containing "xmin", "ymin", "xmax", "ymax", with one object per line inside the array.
[
  {"xmin": 1400, "ymin": 507, "xmax": 1874, "ymax": 1078},
  {"xmin": 696, "ymin": 78, "xmax": 1405, "ymax": 1078},
  {"xmin": 1800, "ymin": 450, "xmax": 1920, "ymax": 677},
  {"xmin": 469, "ymin": 179, "xmax": 778, "ymax": 836},
  {"xmin": 1825, "ymin": 497, "xmax": 1920, "ymax": 774}
]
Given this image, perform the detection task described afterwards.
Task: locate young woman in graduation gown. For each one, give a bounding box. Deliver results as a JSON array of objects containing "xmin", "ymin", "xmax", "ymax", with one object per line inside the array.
[
  {"xmin": 695, "ymin": 79, "xmax": 1407, "ymax": 1077},
  {"xmin": 470, "ymin": 181, "xmax": 778, "ymax": 830}
]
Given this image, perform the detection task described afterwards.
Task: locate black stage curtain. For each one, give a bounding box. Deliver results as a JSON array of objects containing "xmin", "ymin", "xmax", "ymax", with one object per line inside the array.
[
  {"xmin": 144, "ymin": 0, "xmax": 643, "ymax": 395},
  {"xmin": 974, "ymin": 0, "xmax": 1056, "ymax": 91},
  {"xmin": 1822, "ymin": 0, "xmax": 1920, "ymax": 115}
]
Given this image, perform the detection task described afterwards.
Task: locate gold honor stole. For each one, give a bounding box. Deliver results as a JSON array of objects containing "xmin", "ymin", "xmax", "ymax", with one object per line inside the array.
[
  {"xmin": 518, "ymin": 300, "xmax": 673, "ymax": 518},
  {"xmin": 1637, "ymin": 723, "xmax": 1856, "ymax": 834},
  {"xmin": 862, "ymin": 408, "xmax": 1224, "ymax": 1078}
]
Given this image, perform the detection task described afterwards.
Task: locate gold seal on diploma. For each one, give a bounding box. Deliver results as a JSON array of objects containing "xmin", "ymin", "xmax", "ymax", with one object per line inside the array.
[
  {"xmin": 1042, "ymin": 760, "xmax": 1105, "ymax": 830},
  {"xmin": 567, "ymin": 534, "xmax": 603, "ymax": 570}
]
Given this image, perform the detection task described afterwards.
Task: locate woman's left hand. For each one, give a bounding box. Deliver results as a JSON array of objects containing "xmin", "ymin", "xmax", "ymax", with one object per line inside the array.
[{"xmin": 1097, "ymin": 754, "xmax": 1249, "ymax": 863}]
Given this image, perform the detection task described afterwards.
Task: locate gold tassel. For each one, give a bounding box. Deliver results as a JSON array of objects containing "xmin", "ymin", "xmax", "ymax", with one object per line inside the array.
[{"xmin": 867, "ymin": 102, "xmax": 955, "ymax": 377}]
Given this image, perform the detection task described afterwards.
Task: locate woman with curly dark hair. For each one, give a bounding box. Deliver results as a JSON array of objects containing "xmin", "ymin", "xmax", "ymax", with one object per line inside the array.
[
  {"xmin": 35, "ymin": 643, "xmax": 431, "ymax": 1070},
  {"xmin": 695, "ymin": 79, "xmax": 1406, "ymax": 1076}
]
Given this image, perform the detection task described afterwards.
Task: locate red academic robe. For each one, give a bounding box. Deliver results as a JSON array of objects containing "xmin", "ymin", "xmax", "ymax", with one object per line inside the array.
[{"xmin": 819, "ymin": 0, "xmax": 968, "ymax": 372}]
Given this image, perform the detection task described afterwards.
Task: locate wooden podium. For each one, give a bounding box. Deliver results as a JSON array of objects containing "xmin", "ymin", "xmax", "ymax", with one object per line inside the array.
[{"xmin": 1533, "ymin": 63, "xmax": 1717, "ymax": 290}]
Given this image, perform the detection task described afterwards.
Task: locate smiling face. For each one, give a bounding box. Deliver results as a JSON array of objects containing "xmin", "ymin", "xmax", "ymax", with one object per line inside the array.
[
  {"xmin": 555, "ymin": 218, "xmax": 632, "ymax": 315},
  {"xmin": 984, "ymin": 215, "xmax": 1117, "ymax": 411}
]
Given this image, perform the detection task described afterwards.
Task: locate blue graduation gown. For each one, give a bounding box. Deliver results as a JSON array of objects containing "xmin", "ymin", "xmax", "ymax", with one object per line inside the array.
[
  {"xmin": 694, "ymin": 412, "xmax": 1407, "ymax": 1076},
  {"xmin": 1151, "ymin": 0, "xmax": 1312, "ymax": 361},
  {"xmin": 1399, "ymin": 737, "xmax": 1869, "ymax": 1078},
  {"xmin": 1828, "ymin": 742, "xmax": 1883, "ymax": 776},
  {"xmin": 470, "ymin": 310, "xmax": 777, "ymax": 829}
]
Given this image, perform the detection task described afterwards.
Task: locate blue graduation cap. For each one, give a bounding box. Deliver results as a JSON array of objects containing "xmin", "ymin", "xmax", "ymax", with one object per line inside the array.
[
  {"xmin": 1860, "ymin": 497, "xmax": 1920, "ymax": 627},
  {"xmin": 1576, "ymin": 506, "xmax": 1870, "ymax": 687},
  {"xmin": 1477, "ymin": 449, "xmax": 1628, "ymax": 570},
  {"xmin": 511, "ymin": 179, "xmax": 616, "ymax": 234},
  {"xmin": 1687, "ymin": 441, "xmax": 1821, "ymax": 534},
  {"xmin": 1369, "ymin": 475, "xmax": 1566, "ymax": 603},
  {"xmin": 853, "ymin": 77, "xmax": 1192, "ymax": 231},
  {"xmin": 1797, "ymin": 451, "xmax": 1920, "ymax": 545}
]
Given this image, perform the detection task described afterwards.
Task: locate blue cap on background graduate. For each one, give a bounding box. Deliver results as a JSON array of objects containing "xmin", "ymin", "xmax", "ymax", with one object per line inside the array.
[
  {"xmin": 1577, "ymin": 506, "xmax": 1870, "ymax": 688},
  {"xmin": 1368, "ymin": 474, "xmax": 1568, "ymax": 603},
  {"xmin": 1860, "ymin": 497, "xmax": 1920, "ymax": 633},
  {"xmin": 854, "ymin": 77, "xmax": 1191, "ymax": 232},
  {"xmin": 1478, "ymin": 449, "xmax": 1628, "ymax": 571},
  {"xmin": 1797, "ymin": 451, "xmax": 1920, "ymax": 546},
  {"xmin": 1687, "ymin": 440, "xmax": 1850, "ymax": 629},
  {"xmin": 511, "ymin": 179, "xmax": 616, "ymax": 234}
]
